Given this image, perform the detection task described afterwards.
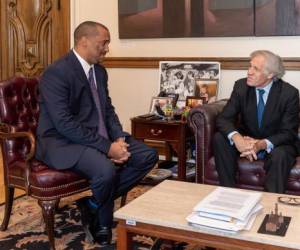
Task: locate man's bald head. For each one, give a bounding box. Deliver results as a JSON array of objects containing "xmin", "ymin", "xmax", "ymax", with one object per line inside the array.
[{"xmin": 74, "ymin": 21, "xmax": 108, "ymax": 46}]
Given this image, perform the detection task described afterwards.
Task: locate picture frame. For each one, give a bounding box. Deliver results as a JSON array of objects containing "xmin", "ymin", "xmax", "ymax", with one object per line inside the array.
[
  {"xmin": 186, "ymin": 96, "xmax": 205, "ymax": 108},
  {"xmin": 158, "ymin": 91, "xmax": 179, "ymax": 108},
  {"xmin": 119, "ymin": 1, "xmax": 300, "ymax": 38},
  {"xmin": 149, "ymin": 96, "xmax": 173, "ymax": 115},
  {"xmin": 118, "ymin": 0, "xmax": 254, "ymax": 38},
  {"xmin": 165, "ymin": 93, "xmax": 179, "ymax": 108},
  {"xmin": 195, "ymin": 79, "xmax": 219, "ymax": 104},
  {"xmin": 159, "ymin": 61, "xmax": 220, "ymax": 108}
]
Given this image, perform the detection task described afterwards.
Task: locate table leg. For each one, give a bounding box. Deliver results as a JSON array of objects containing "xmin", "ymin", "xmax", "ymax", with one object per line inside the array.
[
  {"xmin": 165, "ymin": 142, "xmax": 172, "ymax": 161},
  {"xmin": 116, "ymin": 222, "xmax": 133, "ymax": 250},
  {"xmin": 170, "ymin": 141, "xmax": 186, "ymax": 181},
  {"xmin": 177, "ymin": 140, "xmax": 186, "ymax": 181}
]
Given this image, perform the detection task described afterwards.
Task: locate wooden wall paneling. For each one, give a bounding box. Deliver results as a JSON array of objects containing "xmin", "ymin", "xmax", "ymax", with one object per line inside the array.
[
  {"xmin": 0, "ymin": 0, "xmax": 8, "ymax": 80},
  {"xmin": 51, "ymin": 0, "xmax": 70, "ymax": 62},
  {"xmin": 102, "ymin": 57, "xmax": 300, "ymax": 70},
  {"xmin": 7, "ymin": 0, "xmax": 53, "ymax": 77},
  {"xmin": 0, "ymin": 0, "xmax": 70, "ymax": 80}
]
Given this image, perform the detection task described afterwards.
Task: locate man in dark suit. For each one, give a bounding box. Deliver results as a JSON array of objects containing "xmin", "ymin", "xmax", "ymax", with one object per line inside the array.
[
  {"xmin": 214, "ymin": 50, "xmax": 299, "ymax": 194},
  {"xmin": 35, "ymin": 21, "xmax": 158, "ymax": 245}
]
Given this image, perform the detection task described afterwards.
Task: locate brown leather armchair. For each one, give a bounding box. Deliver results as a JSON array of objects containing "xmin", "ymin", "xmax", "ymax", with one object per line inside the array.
[
  {"xmin": 0, "ymin": 77, "xmax": 91, "ymax": 250},
  {"xmin": 188, "ymin": 99, "xmax": 300, "ymax": 195}
]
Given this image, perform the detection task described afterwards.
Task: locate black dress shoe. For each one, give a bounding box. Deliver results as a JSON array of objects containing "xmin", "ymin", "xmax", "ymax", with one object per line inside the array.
[
  {"xmin": 94, "ymin": 226, "xmax": 112, "ymax": 246},
  {"xmin": 76, "ymin": 197, "xmax": 98, "ymax": 243}
]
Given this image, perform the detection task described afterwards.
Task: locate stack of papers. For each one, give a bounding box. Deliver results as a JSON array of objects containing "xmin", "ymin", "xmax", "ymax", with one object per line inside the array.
[{"xmin": 186, "ymin": 187, "xmax": 263, "ymax": 233}]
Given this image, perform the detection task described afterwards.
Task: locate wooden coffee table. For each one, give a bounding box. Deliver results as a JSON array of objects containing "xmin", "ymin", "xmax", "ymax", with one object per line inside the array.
[{"xmin": 114, "ymin": 180, "xmax": 300, "ymax": 250}]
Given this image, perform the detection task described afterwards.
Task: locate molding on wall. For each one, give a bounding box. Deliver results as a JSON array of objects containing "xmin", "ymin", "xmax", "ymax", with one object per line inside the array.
[{"xmin": 103, "ymin": 57, "xmax": 300, "ymax": 70}]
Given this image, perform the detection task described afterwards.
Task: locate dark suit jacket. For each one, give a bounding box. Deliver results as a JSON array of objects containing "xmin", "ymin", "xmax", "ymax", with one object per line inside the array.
[
  {"xmin": 35, "ymin": 51, "xmax": 128, "ymax": 169},
  {"xmin": 216, "ymin": 78, "xmax": 299, "ymax": 149}
]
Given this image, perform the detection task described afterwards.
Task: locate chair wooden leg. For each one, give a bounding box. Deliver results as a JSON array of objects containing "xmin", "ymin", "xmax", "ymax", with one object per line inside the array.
[
  {"xmin": 54, "ymin": 198, "xmax": 60, "ymax": 211},
  {"xmin": 38, "ymin": 199, "xmax": 59, "ymax": 250},
  {"xmin": 120, "ymin": 193, "xmax": 127, "ymax": 207},
  {"xmin": 0, "ymin": 186, "xmax": 14, "ymax": 231}
]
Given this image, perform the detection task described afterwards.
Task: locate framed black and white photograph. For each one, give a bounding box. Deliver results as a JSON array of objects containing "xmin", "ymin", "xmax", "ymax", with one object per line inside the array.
[
  {"xmin": 149, "ymin": 96, "xmax": 173, "ymax": 116},
  {"xmin": 159, "ymin": 61, "xmax": 220, "ymax": 107}
]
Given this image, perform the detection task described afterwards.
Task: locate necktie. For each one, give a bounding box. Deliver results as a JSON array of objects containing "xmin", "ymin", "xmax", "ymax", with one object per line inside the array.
[
  {"xmin": 257, "ymin": 89, "xmax": 265, "ymax": 128},
  {"xmin": 88, "ymin": 67, "xmax": 108, "ymax": 139},
  {"xmin": 257, "ymin": 89, "xmax": 265, "ymax": 160}
]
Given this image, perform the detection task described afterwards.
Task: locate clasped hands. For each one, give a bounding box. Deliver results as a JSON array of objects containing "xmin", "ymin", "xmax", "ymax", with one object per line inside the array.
[
  {"xmin": 108, "ymin": 137, "xmax": 130, "ymax": 164},
  {"xmin": 232, "ymin": 133, "xmax": 267, "ymax": 162}
]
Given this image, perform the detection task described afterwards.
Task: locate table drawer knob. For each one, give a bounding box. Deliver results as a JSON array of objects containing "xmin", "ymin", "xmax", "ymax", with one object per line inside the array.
[{"xmin": 150, "ymin": 129, "xmax": 162, "ymax": 136}]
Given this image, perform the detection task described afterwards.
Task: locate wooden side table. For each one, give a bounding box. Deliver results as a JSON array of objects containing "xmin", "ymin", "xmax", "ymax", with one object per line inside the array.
[{"xmin": 131, "ymin": 117, "xmax": 194, "ymax": 181}]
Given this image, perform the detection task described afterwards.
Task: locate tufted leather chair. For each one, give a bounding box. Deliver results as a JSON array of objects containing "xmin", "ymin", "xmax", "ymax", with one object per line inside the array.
[
  {"xmin": 188, "ymin": 99, "xmax": 300, "ymax": 195},
  {"xmin": 0, "ymin": 77, "xmax": 90, "ymax": 250}
]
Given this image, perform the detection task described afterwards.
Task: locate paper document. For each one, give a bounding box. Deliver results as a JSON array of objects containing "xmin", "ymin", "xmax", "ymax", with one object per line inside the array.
[
  {"xmin": 187, "ymin": 187, "xmax": 262, "ymax": 232},
  {"xmin": 186, "ymin": 203, "xmax": 262, "ymax": 232},
  {"xmin": 193, "ymin": 187, "xmax": 262, "ymax": 221},
  {"xmin": 198, "ymin": 211, "xmax": 232, "ymax": 222}
]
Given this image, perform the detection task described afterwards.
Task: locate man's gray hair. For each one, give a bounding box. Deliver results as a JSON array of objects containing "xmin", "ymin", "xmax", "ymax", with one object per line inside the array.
[{"xmin": 250, "ymin": 50, "xmax": 285, "ymax": 79}]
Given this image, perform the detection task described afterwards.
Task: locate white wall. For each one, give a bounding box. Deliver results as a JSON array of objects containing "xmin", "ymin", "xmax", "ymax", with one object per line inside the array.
[{"xmin": 71, "ymin": 0, "xmax": 300, "ymax": 132}]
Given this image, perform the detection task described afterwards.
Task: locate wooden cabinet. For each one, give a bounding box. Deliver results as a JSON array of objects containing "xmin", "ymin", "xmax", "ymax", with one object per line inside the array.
[
  {"xmin": 131, "ymin": 117, "xmax": 194, "ymax": 181},
  {"xmin": 132, "ymin": 122, "xmax": 181, "ymax": 141}
]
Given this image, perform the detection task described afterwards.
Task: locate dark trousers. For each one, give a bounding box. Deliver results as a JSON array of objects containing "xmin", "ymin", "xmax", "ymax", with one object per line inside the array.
[
  {"xmin": 213, "ymin": 132, "xmax": 296, "ymax": 194},
  {"xmin": 72, "ymin": 136, "xmax": 158, "ymax": 227}
]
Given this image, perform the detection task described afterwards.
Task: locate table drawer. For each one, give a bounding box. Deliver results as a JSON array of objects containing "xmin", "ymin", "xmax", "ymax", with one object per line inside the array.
[{"xmin": 133, "ymin": 123, "xmax": 180, "ymax": 140}]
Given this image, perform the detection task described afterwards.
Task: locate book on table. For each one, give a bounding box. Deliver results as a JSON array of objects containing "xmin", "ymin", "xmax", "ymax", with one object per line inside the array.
[{"xmin": 186, "ymin": 187, "xmax": 263, "ymax": 232}]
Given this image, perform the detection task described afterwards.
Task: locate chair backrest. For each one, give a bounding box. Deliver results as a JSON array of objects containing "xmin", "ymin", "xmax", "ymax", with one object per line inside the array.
[{"xmin": 0, "ymin": 77, "xmax": 39, "ymax": 164}]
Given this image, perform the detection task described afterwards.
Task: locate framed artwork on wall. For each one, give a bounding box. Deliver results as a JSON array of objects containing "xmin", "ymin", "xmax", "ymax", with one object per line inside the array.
[
  {"xmin": 159, "ymin": 61, "xmax": 220, "ymax": 107},
  {"xmin": 256, "ymin": 0, "xmax": 300, "ymax": 36},
  {"xmin": 118, "ymin": 0, "xmax": 300, "ymax": 38}
]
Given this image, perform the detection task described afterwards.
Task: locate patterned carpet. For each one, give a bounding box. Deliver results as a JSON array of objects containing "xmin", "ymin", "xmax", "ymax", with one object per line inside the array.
[
  {"xmin": 0, "ymin": 185, "xmax": 205, "ymax": 250},
  {"xmin": 0, "ymin": 186, "xmax": 156, "ymax": 250}
]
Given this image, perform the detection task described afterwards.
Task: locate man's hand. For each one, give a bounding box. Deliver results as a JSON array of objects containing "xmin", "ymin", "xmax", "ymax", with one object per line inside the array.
[
  {"xmin": 240, "ymin": 139, "xmax": 267, "ymax": 161},
  {"xmin": 253, "ymin": 139, "xmax": 267, "ymax": 152},
  {"xmin": 108, "ymin": 138, "xmax": 130, "ymax": 164},
  {"xmin": 239, "ymin": 136, "xmax": 258, "ymax": 161},
  {"xmin": 232, "ymin": 133, "xmax": 254, "ymax": 153},
  {"xmin": 243, "ymin": 136, "xmax": 258, "ymax": 146},
  {"xmin": 240, "ymin": 149, "xmax": 257, "ymax": 162}
]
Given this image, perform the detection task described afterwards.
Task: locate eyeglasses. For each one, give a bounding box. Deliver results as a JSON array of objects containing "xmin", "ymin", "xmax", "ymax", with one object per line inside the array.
[{"xmin": 278, "ymin": 196, "xmax": 300, "ymax": 206}]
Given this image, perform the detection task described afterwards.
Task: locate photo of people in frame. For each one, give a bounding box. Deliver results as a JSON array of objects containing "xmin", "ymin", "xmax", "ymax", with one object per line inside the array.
[
  {"xmin": 159, "ymin": 61, "xmax": 220, "ymax": 107},
  {"xmin": 149, "ymin": 97, "xmax": 173, "ymax": 116},
  {"xmin": 195, "ymin": 80, "xmax": 218, "ymax": 104},
  {"xmin": 186, "ymin": 96, "xmax": 205, "ymax": 108}
]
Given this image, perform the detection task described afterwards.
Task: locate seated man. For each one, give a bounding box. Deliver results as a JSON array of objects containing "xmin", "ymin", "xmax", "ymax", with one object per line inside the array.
[
  {"xmin": 213, "ymin": 50, "xmax": 299, "ymax": 193},
  {"xmin": 35, "ymin": 21, "xmax": 158, "ymax": 245}
]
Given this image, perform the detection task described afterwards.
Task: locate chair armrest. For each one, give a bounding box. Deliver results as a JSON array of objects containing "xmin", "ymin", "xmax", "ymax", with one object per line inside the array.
[
  {"xmin": 187, "ymin": 99, "xmax": 227, "ymax": 183},
  {"xmin": 0, "ymin": 123, "xmax": 36, "ymax": 161}
]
